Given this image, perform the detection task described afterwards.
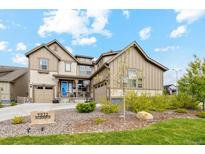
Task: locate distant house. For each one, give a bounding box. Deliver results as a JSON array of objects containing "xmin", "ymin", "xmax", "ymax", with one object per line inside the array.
[
  {"xmin": 164, "ymin": 84, "xmax": 177, "ymax": 95},
  {"xmin": 0, "ymin": 66, "xmax": 28, "ymax": 103},
  {"xmin": 25, "ymin": 39, "xmax": 168, "ymax": 103}
]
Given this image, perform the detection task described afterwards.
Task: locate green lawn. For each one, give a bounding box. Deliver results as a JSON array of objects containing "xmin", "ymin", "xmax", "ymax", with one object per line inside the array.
[{"xmin": 1, "ymin": 118, "xmax": 205, "ymax": 145}]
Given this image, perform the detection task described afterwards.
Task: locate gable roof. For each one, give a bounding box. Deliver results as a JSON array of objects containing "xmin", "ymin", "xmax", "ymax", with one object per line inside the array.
[
  {"xmin": 94, "ymin": 50, "xmax": 120, "ymax": 64},
  {"xmin": 0, "ymin": 66, "xmax": 28, "ymax": 82},
  {"xmin": 46, "ymin": 39, "xmax": 79, "ymax": 62},
  {"xmin": 107, "ymin": 41, "xmax": 168, "ymax": 71},
  {"xmin": 25, "ymin": 44, "xmax": 61, "ymax": 60},
  {"xmin": 75, "ymin": 54, "xmax": 94, "ymax": 59}
]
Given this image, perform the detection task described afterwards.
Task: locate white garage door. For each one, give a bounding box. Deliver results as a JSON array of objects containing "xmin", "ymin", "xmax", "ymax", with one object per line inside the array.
[
  {"xmin": 94, "ymin": 84, "xmax": 107, "ymax": 103},
  {"xmin": 34, "ymin": 86, "xmax": 54, "ymax": 103}
]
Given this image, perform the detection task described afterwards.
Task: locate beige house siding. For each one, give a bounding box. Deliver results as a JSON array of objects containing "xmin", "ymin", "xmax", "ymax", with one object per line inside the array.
[
  {"xmin": 109, "ymin": 46, "xmax": 164, "ymax": 97},
  {"xmin": 0, "ymin": 82, "xmax": 11, "ymax": 101},
  {"xmin": 29, "ymin": 70, "xmax": 57, "ymax": 99},
  {"xmin": 29, "ymin": 47, "xmax": 59, "ymax": 72},
  {"xmin": 91, "ymin": 67, "xmax": 110, "ymax": 100},
  {"xmin": 10, "ymin": 72, "xmax": 29, "ymax": 100},
  {"xmin": 58, "ymin": 61, "xmax": 77, "ymax": 76},
  {"xmin": 48, "ymin": 43, "xmax": 74, "ymax": 61}
]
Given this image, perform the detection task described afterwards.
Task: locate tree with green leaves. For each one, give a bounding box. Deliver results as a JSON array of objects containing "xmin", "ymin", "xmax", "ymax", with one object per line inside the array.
[{"xmin": 178, "ymin": 55, "xmax": 205, "ymax": 110}]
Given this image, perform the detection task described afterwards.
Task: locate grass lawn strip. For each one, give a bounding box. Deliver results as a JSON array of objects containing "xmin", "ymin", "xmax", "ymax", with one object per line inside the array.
[{"xmin": 0, "ymin": 118, "xmax": 205, "ymax": 145}]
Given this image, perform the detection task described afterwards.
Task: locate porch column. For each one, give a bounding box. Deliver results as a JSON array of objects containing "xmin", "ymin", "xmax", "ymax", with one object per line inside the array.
[{"xmin": 75, "ymin": 79, "xmax": 78, "ymax": 97}]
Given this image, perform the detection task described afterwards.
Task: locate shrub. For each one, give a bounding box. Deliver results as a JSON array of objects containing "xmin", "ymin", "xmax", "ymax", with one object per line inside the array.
[
  {"xmin": 99, "ymin": 99, "xmax": 120, "ymax": 114},
  {"xmin": 0, "ymin": 102, "xmax": 3, "ymax": 108},
  {"xmin": 12, "ymin": 116, "xmax": 25, "ymax": 124},
  {"xmin": 10, "ymin": 101, "xmax": 17, "ymax": 106},
  {"xmin": 175, "ymin": 93, "xmax": 199, "ymax": 110},
  {"xmin": 196, "ymin": 111, "xmax": 205, "ymax": 118},
  {"xmin": 175, "ymin": 108, "xmax": 188, "ymax": 113},
  {"xmin": 101, "ymin": 103, "xmax": 120, "ymax": 114},
  {"xmin": 93, "ymin": 117, "xmax": 107, "ymax": 125},
  {"xmin": 125, "ymin": 91, "xmax": 152, "ymax": 113},
  {"xmin": 150, "ymin": 95, "xmax": 173, "ymax": 112},
  {"xmin": 76, "ymin": 101, "xmax": 96, "ymax": 113},
  {"xmin": 125, "ymin": 91, "xmax": 200, "ymax": 113}
]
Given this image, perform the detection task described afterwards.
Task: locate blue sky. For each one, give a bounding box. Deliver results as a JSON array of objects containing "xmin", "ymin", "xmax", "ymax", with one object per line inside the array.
[{"xmin": 0, "ymin": 9, "xmax": 205, "ymax": 85}]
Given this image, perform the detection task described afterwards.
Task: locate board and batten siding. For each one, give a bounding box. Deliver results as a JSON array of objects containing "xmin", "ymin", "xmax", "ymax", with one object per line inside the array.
[
  {"xmin": 28, "ymin": 47, "xmax": 58, "ymax": 72},
  {"xmin": 109, "ymin": 46, "xmax": 164, "ymax": 91},
  {"xmin": 0, "ymin": 82, "xmax": 11, "ymax": 101}
]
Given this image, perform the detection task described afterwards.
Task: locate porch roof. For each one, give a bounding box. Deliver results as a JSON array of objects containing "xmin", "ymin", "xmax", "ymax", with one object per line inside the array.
[{"xmin": 53, "ymin": 74, "xmax": 90, "ymax": 80}]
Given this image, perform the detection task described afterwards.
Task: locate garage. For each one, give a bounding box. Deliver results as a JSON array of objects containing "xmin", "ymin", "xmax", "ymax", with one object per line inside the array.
[
  {"xmin": 34, "ymin": 86, "xmax": 54, "ymax": 103},
  {"xmin": 94, "ymin": 82, "xmax": 108, "ymax": 103}
]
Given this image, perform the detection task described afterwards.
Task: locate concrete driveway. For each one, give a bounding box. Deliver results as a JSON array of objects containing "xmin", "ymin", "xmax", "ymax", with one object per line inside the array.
[{"xmin": 0, "ymin": 103, "xmax": 77, "ymax": 122}]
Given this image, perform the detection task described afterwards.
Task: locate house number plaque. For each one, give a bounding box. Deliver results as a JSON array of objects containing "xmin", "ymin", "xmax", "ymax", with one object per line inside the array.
[{"xmin": 30, "ymin": 111, "xmax": 55, "ymax": 125}]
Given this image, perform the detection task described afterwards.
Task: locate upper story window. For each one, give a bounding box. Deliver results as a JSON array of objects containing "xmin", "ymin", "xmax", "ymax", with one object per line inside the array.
[
  {"xmin": 65, "ymin": 63, "xmax": 71, "ymax": 72},
  {"xmin": 127, "ymin": 68, "xmax": 143, "ymax": 88},
  {"xmin": 79, "ymin": 65, "xmax": 92, "ymax": 76},
  {"xmin": 39, "ymin": 58, "xmax": 48, "ymax": 71}
]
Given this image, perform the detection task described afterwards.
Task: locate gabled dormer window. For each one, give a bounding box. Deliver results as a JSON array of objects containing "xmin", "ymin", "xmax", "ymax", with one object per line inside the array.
[{"xmin": 39, "ymin": 58, "xmax": 48, "ymax": 71}]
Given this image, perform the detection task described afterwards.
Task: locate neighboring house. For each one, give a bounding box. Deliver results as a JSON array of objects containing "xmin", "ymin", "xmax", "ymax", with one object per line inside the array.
[
  {"xmin": 25, "ymin": 40, "xmax": 168, "ymax": 103},
  {"xmin": 164, "ymin": 84, "xmax": 177, "ymax": 95},
  {"xmin": 0, "ymin": 66, "xmax": 28, "ymax": 103}
]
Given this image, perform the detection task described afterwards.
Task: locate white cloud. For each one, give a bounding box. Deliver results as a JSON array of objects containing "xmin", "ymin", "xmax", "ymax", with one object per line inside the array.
[
  {"xmin": 0, "ymin": 23, "xmax": 6, "ymax": 30},
  {"xmin": 154, "ymin": 45, "xmax": 180, "ymax": 52},
  {"xmin": 72, "ymin": 37, "xmax": 97, "ymax": 45},
  {"xmin": 176, "ymin": 10, "xmax": 205, "ymax": 24},
  {"xmin": 139, "ymin": 27, "xmax": 152, "ymax": 40},
  {"xmin": 12, "ymin": 54, "xmax": 28, "ymax": 65},
  {"xmin": 16, "ymin": 42, "xmax": 27, "ymax": 51},
  {"xmin": 122, "ymin": 10, "xmax": 130, "ymax": 19},
  {"xmin": 65, "ymin": 46, "xmax": 73, "ymax": 53},
  {"xmin": 86, "ymin": 10, "xmax": 111, "ymax": 37},
  {"xmin": 38, "ymin": 9, "xmax": 111, "ymax": 45},
  {"xmin": 170, "ymin": 25, "xmax": 187, "ymax": 38},
  {"xmin": 0, "ymin": 41, "xmax": 8, "ymax": 51}
]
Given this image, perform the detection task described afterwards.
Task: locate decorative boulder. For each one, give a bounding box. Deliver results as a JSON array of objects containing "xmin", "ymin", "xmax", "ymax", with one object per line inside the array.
[{"xmin": 136, "ymin": 111, "xmax": 153, "ymax": 120}]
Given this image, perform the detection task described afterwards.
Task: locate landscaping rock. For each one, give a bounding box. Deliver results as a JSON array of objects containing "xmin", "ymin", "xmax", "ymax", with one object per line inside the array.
[
  {"xmin": 136, "ymin": 111, "xmax": 153, "ymax": 120},
  {"xmin": 0, "ymin": 109, "xmax": 197, "ymax": 138}
]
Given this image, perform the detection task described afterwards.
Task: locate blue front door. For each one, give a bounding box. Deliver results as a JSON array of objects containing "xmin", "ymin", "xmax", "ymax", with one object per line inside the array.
[{"xmin": 61, "ymin": 81, "xmax": 68, "ymax": 97}]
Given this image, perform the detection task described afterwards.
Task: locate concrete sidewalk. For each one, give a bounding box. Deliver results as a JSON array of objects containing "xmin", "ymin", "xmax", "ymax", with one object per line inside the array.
[{"xmin": 0, "ymin": 103, "xmax": 77, "ymax": 122}]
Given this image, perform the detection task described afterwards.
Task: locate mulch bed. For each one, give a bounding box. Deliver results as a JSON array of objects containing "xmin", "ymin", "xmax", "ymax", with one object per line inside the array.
[{"xmin": 0, "ymin": 108, "xmax": 198, "ymax": 138}]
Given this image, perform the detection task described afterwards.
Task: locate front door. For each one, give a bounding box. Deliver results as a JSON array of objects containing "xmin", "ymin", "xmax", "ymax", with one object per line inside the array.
[{"xmin": 61, "ymin": 81, "xmax": 68, "ymax": 97}]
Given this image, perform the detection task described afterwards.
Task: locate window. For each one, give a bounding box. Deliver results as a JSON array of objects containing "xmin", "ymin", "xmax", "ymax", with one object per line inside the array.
[
  {"xmin": 138, "ymin": 78, "xmax": 143, "ymax": 88},
  {"xmin": 128, "ymin": 79, "xmax": 137, "ymax": 88},
  {"xmin": 79, "ymin": 65, "xmax": 92, "ymax": 76},
  {"xmin": 65, "ymin": 63, "xmax": 71, "ymax": 72},
  {"xmin": 39, "ymin": 58, "xmax": 48, "ymax": 71},
  {"xmin": 128, "ymin": 68, "xmax": 137, "ymax": 88},
  {"xmin": 128, "ymin": 68, "xmax": 137, "ymax": 79}
]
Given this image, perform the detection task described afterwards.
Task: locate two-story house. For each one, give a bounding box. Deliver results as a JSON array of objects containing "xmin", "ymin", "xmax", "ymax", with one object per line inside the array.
[{"xmin": 25, "ymin": 40, "xmax": 168, "ymax": 103}]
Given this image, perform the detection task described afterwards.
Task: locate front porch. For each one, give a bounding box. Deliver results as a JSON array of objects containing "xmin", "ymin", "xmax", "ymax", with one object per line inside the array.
[{"xmin": 54, "ymin": 74, "xmax": 92, "ymax": 103}]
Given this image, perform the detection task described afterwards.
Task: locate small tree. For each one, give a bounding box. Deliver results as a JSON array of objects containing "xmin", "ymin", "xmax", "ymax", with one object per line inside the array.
[{"xmin": 178, "ymin": 55, "xmax": 205, "ymax": 110}]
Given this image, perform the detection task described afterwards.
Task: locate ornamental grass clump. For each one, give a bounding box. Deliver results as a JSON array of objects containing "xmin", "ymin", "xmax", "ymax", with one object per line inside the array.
[
  {"xmin": 100, "ymin": 99, "xmax": 120, "ymax": 114},
  {"xmin": 10, "ymin": 101, "xmax": 17, "ymax": 106},
  {"xmin": 175, "ymin": 108, "xmax": 188, "ymax": 113},
  {"xmin": 0, "ymin": 102, "xmax": 3, "ymax": 108},
  {"xmin": 12, "ymin": 116, "xmax": 25, "ymax": 125},
  {"xmin": 94, "ymin": 117, "xmax": 107, "ymax": 125},
  {"xmin": 76, "ymin": 101, "xmax": 96, "ymax": 113},
  {"xmin": 196, "ymin": 111, "xmax": 205, "ymax": 118}
]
